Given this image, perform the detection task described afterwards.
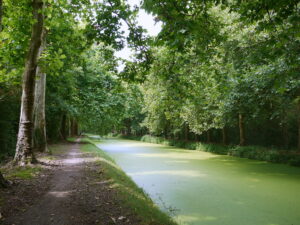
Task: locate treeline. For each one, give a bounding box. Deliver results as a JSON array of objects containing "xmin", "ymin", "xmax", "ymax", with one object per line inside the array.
[
  {"xmin": 119, "ymin": 0, "xmax": 300, "ymax": 150},
  {"xmin": 1, "ymin": 0, "xmax": 300, "ymax": 174},
  {"xmin": 0, "ymin": 0, "xmax": 145, "ymax": 168}
]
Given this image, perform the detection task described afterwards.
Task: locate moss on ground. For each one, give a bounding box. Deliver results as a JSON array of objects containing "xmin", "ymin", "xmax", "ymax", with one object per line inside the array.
[{"xmin": 2, "ymin": 166, "xmax": 42, "ymax": 179}]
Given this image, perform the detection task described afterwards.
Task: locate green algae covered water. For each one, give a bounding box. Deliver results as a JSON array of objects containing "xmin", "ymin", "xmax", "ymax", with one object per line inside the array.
[{"xmin": 96, "ymin": 139, "xmax": 300, "ymax": 225}]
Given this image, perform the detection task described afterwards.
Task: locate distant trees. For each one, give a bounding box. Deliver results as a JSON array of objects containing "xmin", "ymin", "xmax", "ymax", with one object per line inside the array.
[
  {"xmin": 0, "ymin": 0, "xmax": 147, "ymax": 167},
  {"xmin": 0, "ymin": 0, "xmax": 140, "ymax": 182},
  {"xmin": 129, "ymin": 0, "xmax": 300, "ymax": 149}
]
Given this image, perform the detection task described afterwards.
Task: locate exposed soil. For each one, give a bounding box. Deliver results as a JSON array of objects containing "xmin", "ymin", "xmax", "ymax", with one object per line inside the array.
[{"xmin": 0, "ymin": 141, "xmax": 142, "ymax": 225}]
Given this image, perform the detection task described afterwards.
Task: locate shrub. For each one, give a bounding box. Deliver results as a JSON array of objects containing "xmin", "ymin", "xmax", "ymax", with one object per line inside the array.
[{"xmin": 121, "ymin": 135, "xmax": 300, "ymax": 167}]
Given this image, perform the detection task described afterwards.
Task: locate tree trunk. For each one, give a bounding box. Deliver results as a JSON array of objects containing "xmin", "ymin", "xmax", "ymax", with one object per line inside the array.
[
  {"xmin": 74, "ymin": 120, "xmax": 78, "ymax": 136},
  {"xmin": 222, "ymin": 127, "xmax": 227, "ymax": 145},
  {"xmin": 298, "ymin": 100, "xmax": 300, "ymax": 151},
  {"xmin": 239, "ymin": 113, "xmax": 245, "ymax": 146},
  {"xmin": 0, "ymin": 4, "xmax": 8, "ymax": 187},
  {"xmin": 126, "ymin": 119, "xmax": 131, "ymax": 136},
  {"xmin": 14, "ymin": 0, "xmax": 44, "ymax": 165},
  {"xmin": 282, "ymin": 121, "xmax": 289, "ymax": 149},
  {"xmin": 298, "ymin": 118, "xmax": 300, "ymax": 152},
  {"xmin": 0, "ymin": 0, "xmax": 7, "ymax": 179},
  {"xmin": 206, "ymin": 130, "xmax": 211, "ymax": 143},
  {"xmin": 71, "ymin": 118, "xmax": 78, "ymax": 136},
  {"xmin": 33, "ymin": 29, "xmax": 47, "ymax": 152},
  {"xmin": 164, "ymin": 122, "xmax": 170, "ymax": 139},
  {"xmin": 61, "ymin": 114, "xmax": 68, "ymax": 140},
  {"xmin": 0, "ymin": 172, "xmax": 8, "ymax": 188},
  {"xmin": 0, "ymin": 0, "xmax": 3, "ymax": 32},
  {"xmin": 184, "ymin": 123, "xmax": 189, "ymax": 141}
]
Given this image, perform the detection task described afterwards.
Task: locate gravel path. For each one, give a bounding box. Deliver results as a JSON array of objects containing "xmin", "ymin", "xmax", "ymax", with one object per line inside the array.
[{"xmin": 1, "ymin": 141, "xmax": 139, "ymax": 225}]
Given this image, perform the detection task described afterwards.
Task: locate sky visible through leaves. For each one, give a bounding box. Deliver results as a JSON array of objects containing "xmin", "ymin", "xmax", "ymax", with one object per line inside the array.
[{"xmin": 115, "ymin": 0, "xmax": 162, "ymax": 69}]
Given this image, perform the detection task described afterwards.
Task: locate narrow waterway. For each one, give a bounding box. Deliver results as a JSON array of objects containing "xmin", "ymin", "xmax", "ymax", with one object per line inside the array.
[{"xmin": 96, "ymin": 139, "xmax": 300, "ymax": 225}]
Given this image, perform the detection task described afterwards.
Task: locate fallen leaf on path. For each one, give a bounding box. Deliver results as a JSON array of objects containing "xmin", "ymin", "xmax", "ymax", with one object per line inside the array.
[
  {"xmin": 111, "ymin": 217, "xmax": 116, "ymax": 223},
  {"xmin": 118, "ymin": 216, "xmax": 126, "ymax": 220}
]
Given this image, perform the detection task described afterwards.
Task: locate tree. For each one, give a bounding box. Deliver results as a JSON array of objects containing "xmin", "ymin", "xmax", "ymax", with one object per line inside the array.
[
  {"xmin": 138, "ymin": 0, "xmax": 300, "ymax": 148},
  {"xmin": 0, "ymin": 0, "xmax": 2, "ymax": 32},
  {"xmin": 0, "ymin": 0, "xmax": 8, "ymax": 186},
  {"xmin": 14, "ymin": 0, "xmax": 44, "ymax": 165},
  {"xmin": 33, "ymin": 29, "xmax": 47, "ymax": 152}
]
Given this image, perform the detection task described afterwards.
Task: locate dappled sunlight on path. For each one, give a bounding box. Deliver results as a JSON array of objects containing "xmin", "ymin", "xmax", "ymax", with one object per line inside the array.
[{"xmin": 3, "ymin": 141, "xmax": 105, "ymax": 225}]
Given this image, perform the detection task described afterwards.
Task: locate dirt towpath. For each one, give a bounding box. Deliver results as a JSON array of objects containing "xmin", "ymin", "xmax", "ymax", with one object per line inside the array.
[{"xmin": 1, "ymin": 140, "xmax": 139, "ymax": 225}]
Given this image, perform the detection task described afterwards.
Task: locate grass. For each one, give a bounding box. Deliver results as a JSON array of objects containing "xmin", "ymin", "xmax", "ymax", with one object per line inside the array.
[
  {"xmin": 77, "ymin": 138, "xmax": 177, "ymax": 225},
  {"xmin": 2, "ymin": 166, "xmax": 42, "ymax": 179},
  {"xmin": 41, "ymin": 144, "xmax": 66, "ymax": 158}
]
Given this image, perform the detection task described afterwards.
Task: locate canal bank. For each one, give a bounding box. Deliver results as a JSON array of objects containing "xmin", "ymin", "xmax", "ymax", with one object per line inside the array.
[{"xmin": 96, "ymin": 138, "xmax": 300, "ymax": 225}]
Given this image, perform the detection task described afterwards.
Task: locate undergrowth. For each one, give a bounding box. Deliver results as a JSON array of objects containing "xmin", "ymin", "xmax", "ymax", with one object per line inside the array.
[{"xmin": 123, "ymin": 135, "xmax": 300, "ymax": 167}]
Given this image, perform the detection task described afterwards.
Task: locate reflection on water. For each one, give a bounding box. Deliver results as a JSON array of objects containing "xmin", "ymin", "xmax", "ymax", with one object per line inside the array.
[
  {"xmin": 128, "ymin": 170, "xmax": 207, "ymax": 178},
  {"xmin": 135, "ymin": 152, "xmax": 219, "ymax": 160},
  {"xmin": 97, "ymin": 139, "xmax": 300, "ymax": 225}
]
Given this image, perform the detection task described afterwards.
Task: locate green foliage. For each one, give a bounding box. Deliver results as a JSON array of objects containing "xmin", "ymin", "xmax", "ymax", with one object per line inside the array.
[
  {"xmin": 132, "ymin": 135, "xmax": 229, "ymax": 155},
  {"xmin": 124, "ymin": 135, "xmax": 300, "ymax": 167},
  {"xmin": 0, "ymin": 89, "xmax": 20, "ymax": 160},
  {"xmin": 229, "ymin": 146, "xmax": 300, "ymax": 166},
  {"xmin": 0, "ymin": 0, "xmax": 299, "ymax": 165},
  {"xmin": 138, "ymin": 0, "xmax": 300, "ymax": 149}
]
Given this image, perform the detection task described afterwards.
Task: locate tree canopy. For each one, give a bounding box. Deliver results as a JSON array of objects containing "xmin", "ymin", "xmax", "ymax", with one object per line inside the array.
[{"xmin": 0, "ymin": 0, "xmax": 299, "ymax": 165}]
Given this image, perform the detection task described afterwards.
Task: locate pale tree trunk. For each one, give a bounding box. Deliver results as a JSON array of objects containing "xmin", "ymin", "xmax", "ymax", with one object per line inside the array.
[
  {"xmin": 33, "ymin": 30, "xmax": 48, "ymax": 152},
  {"xmin": 14, "ymin": 0, "xmax": 44, "ymax": 165},
  {"xmin": 239, "ymin": 113, "xmax": 245, "ymax": 146}
]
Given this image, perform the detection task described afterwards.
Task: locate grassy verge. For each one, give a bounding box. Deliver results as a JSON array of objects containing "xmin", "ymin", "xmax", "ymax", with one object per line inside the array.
[
  {"xmin": 122, "ymin": 135, "xmax": 300, "ymax": 167},
  {"xmin": 124, "ymin": 134, "xmax": 229, "ymax": 154},
  {"xmin": 77, "ymin": 137, "xmax": 177, "ymax": 225},
  {"xmin": 1, "ymin": 166, "xmax": 42, "ymax": 180},
  {"xmin": 228, "ymin": 145, "xmax": 300, "ymax": 166},
  {"xmin": 1, "ymin": 142, "xmax": 71, "ymax": 181}
]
